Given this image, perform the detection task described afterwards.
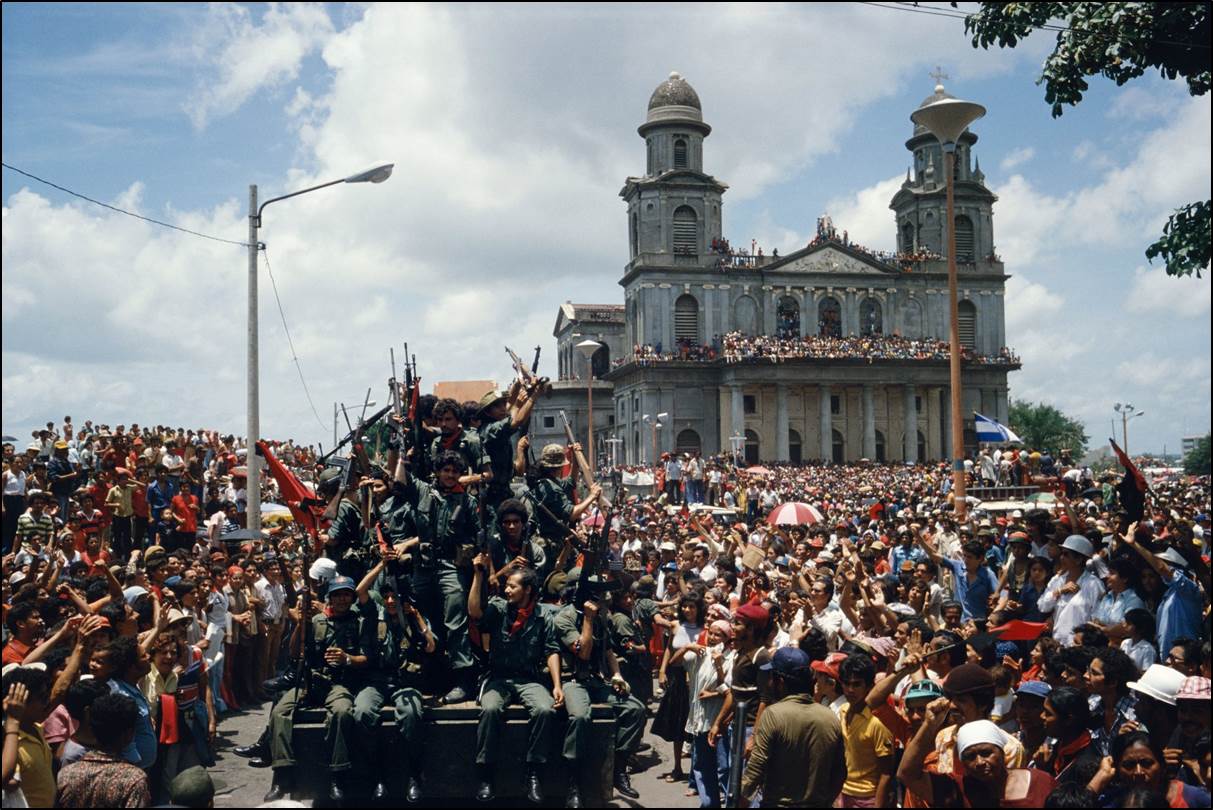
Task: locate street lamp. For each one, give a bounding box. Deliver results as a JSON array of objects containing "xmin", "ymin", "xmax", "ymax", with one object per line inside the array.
[
  {"xmin": 1113, "ymin": 403, "xmax": 1146, "ymax": 457},
  {"xmin": 643, "ymin": 412, "xmax": 669, "ymax": 474},
  {"xmin": 576, "ymin": 339, "xmax": 601, "ymax": 471},
  {"xmin": 912, "ymin": 83, "xmax": 984, "ymax": 522},
  {"xmin": 248, "ymin": 163, "xmax": 393, "ymax": 533}
]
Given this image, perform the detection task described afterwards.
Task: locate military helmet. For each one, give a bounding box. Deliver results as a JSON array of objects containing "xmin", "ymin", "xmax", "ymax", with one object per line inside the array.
[{"xmin": 539, "ymin": 443, "xmax": 566, "ymax": 469}]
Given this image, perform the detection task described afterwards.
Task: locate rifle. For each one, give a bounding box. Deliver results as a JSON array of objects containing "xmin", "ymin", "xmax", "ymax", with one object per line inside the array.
[
  {"xmin": 506, "ymin": 345, "xmax": 542, "ymax": 389},
  {"xmin": 558, "ymin": 409, "xmax": 610, "ymax": 509},
  {"xmin": 317, "ymin": 404, "xmax": 391, "ymax": 465},
  {"xmin": 531, "ymin": 346, "xmax": 541, "ymax": 376},
  {"xmin": 572, "ymin": 505, "xmax": 612, "ymax": 613}
]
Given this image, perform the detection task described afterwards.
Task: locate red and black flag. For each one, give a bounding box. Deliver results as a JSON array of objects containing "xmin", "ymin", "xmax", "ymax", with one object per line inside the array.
[
  {"xmin": 256, "ymin": 440, "xmax": 327, "ymax": 543},
  {"xmin": 1110, "ymin": 438, "xmax": 1148, "ymax": 525}
]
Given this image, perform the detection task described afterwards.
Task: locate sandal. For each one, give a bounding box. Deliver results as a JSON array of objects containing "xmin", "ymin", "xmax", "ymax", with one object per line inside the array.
[{"xmin": 662, "ymin": 771, "xmax": 686, "ymax": 783}]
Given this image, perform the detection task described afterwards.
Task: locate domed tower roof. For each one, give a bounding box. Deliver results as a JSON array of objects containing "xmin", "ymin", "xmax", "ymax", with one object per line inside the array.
[{"xmin": 640, "ymin": 71, "xmax": 710, "ymax": 136}]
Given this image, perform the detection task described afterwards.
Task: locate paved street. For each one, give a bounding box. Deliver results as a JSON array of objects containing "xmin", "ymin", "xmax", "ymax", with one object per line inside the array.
[{"xmin": 213, "ymin": 696, "xmax": 701, "ymax": 808}]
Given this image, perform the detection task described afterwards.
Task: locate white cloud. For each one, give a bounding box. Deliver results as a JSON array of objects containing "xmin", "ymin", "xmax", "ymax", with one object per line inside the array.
[
  {"xmin": 823, "ymin": 175, "xmax": 905, "ymax": 253},
  {"xmin": 999, "ymin": 146, "xmax": 1035, "ymax": 172},
  {"xmin": 1125, "ymin": 265, "xmax": 1211, "ymax": 318},
  {"xmin": 185, "ymin": 3, "xmax": 336, "ymax": 129},
  {"xmin": 1005, "ymin": 275, "xmax": 1064, "ymax": 333}
]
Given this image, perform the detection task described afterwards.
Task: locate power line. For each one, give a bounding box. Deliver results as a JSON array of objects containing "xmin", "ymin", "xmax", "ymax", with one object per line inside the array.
[
  {"xmin": 860, "ymin": 2, "xmax": 1210, "ymax": 49},
  {"xmin": 261, "ymin": 245, "xmax": 330, "ymax": 434},
  {"xmin": 1, "ymin": 162, "xmax": 252, "ymax": 247}
]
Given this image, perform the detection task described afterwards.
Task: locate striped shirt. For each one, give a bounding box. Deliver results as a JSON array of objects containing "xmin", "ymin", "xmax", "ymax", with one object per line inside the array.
[{"xmin": 16, "ymin": 510, "xmax": 54, "ymax": 549}]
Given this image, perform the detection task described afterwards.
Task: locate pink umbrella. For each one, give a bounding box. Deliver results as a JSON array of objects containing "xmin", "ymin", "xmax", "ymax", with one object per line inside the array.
[
  {"xmin": 766, "ymin": 502, "xmax": 824, "ymax": 526},
  {"xmin": 745, "ymin": 465, "xmax": 772, "ymax": 475}
]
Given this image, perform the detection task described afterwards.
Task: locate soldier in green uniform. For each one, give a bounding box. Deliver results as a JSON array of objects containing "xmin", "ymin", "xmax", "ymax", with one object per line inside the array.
[
  {"xmin": 318, "ymin": 464, "xmax": 374, "ymax": 582},
  {"xmin": 553, "ymin": 577, "xmax": 645, "ymax": 807},
  {"xmin": 356, "ymin": 552, "xmax": 436, "ymax": 804},
  {"xmin": 609, "ymin": 577, "xmax": 654, "ymax": 706},
  {"xmin": 393, "ymin": 448, "xmax": 481, "ymax": 704},
  {"xmin": 428, "ymin": 397, "xmax": 490, "ymax": 483},
  {"xmin": 263, "ymin": 575, "xmax": 383, "ymax": 804},
  {"xmin": 476, "ymin": 383, "xmax": 540, "ymax": 515},
  {"xmin": 531, "ymin": 443, "xmax": 601, "ymax": 545},
  {"xmin": 487, "ymin": 498, "xmax": 548, "ymax": 585},
  {"xmin": 468, "ymin": 556, "xmax": 563, "ymax": 803}
]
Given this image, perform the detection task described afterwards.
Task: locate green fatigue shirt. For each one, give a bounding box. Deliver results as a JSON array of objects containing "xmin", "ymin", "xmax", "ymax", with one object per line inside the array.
[
  {"xmin": 309, "ymin": 605, "xmax": 379, "ymax": 689},
  {"xmin": 398, "ymin": 477, "xmax": 481, "ymax": 564},
  {"xmin": 531, "ymin": 476, "xmax": 574, "ymax": 544},
  {"xmin": 379, "ymin": 611, "xmax": 430, "ymax": 690},
  {"xmin": 632, "ymin": 597, "xmax": 661, "ymax": 646},
  {"xmin": 326, "ymin": 499, "xmax": 368, "ymax": 560},
  {"xmin": 480, "ymin": 595, "xmax": 559, "ymax": 679},
  {"xmin": 609, "ymin": 610, "xmax": 643, "ymax": 659},
  {"xmin": 477, "ymin": 417, "xmax": 518, "ymax": 502},
  {"xmin": 428, "ymin": 428, "xmax": 488, "ymax": 478},
  {"xmin": 552, "ymin": 602, "xmax": 614, "ymax": 682},
  {"xmin": 378, "ymin": 489, "xmax": 417, "ymax": 546},
  {"xmin": 488, "ymin": 528, "xmax": 547, "ymax": 577},
  {"xmin": 741, "ymin": 692, "xmax": 846, "ymax": 807}
]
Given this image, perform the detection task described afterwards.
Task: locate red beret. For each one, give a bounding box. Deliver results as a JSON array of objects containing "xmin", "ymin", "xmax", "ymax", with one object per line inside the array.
[{"xmin": 735, "ymin": 603, "xmax": 770, "ymax": 625}]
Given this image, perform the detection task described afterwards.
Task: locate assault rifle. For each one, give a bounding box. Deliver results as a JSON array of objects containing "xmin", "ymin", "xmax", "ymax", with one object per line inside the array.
[
  {"xmin": 558, "ymin": 409, "xmax": 610, "ymax": 510},
  {"xmin": 506, "ymin": 345, "xmax": 543, "ymax": 390},
  {"xmin": 572, "ymin": 505, "xmax": 613, "ymax": 612}
]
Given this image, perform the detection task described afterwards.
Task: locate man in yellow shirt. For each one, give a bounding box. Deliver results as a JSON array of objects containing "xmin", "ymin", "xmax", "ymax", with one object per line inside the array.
[
  {"xmin": 838, "ymin": 653, "xmax": 894, "ymax": 808},
  {"xmin": 2, "ymin": 667, "xmax": 57, "ymax": 809},
  {"xmin": 105, "ymin": 468, "xmax": 145, "ymax": 559}
]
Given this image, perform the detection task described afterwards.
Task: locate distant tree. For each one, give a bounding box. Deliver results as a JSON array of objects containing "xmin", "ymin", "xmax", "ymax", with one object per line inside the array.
[
  {"xmin": 1008, "ymin": 399, "xmax": 1089, "ymax": 457},
  {"xmin": 1185, "ymin": 435, "xmax": 1211, "ymax": 474},
  {"xmin": 962, "ymin": 2, "xmax": 1211, "ymax": 278}
]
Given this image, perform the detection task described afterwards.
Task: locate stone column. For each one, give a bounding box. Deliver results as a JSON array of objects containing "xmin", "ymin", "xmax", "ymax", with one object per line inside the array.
[
  {"xmin": 862, "ymin": 384, "xmax": 876, "ymax": 460},
  {"xmin": 731, "ymin": 385, "xmax": 744, "ymax": 444},
  {"xmin": 819, "ymin": 385, "xmax": 832, "ymax": 461},
  {"xmin": 904, "ymin": 385, "xmax": 918, "ymax": 463},
  {"xmin": 996, "ymin": 388, "xmax": 1009, "ymax": 425},
  {"xmin": 776, "ymin": 384, "xmax": 789, "ymax": 461},
  {"xmin": 928, "ymin": 387, "xmax": 943, "ymax": 461},
  {"xmin": 941, "ymin": 386, "xmax": 952, "ymax": 459}
]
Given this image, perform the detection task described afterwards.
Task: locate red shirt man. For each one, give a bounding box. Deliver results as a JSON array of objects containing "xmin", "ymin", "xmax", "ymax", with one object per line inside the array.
[{"xmin": 171, "ymin": 491, "xmax": 199, "ymax": 533}]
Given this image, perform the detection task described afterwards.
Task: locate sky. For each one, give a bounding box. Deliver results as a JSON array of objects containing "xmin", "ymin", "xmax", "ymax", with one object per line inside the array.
[{"xmin": 3, "ymin": 2, "xmax": 1210, "ymax": 456}]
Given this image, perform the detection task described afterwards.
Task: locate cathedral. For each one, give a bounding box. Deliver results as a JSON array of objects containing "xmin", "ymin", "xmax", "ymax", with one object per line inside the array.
[{"xmin": 536, "ymin": 72, "xmax": 1019, "ymax": 466}]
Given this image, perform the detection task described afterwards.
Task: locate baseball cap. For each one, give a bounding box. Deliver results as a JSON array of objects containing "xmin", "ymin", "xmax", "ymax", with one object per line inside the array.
[
  {"xmin": 326, "ymin": 576, "xmax": 357, "ymax": 598},
  {"xmin": 905, "ymin": 679, "xmax": 945, "ymax": 703},
  {"xmin": 759, "ymin": 646, "xmax": 811, "ymax": 677},
  {"xmin": 1016, "ymin": 680, "xmax": 1052, "ymax": 699},
  {"xmin": 810, "ymin": 652, "xmax": 847, "ymax": 681}
]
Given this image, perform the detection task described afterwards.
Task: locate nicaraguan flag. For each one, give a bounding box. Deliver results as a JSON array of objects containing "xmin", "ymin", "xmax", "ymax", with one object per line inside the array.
[{"xmin": 974, "ymin": 413, "xmax": 1023, "ymax": 444}]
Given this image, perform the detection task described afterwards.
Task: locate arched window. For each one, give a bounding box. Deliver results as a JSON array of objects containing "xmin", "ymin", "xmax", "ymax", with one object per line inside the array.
[
  {"xmin": 874, "ymin": 430, "xmax": 886, "ymax": 463},
  {"xmin": 901, "ymin": 222, "xmax": 915, "ymax": 252},
  {"xmin": 902, "ymin": 298, "xmax": 923, "ymax": 338},
  {"xmin": 674, "ymin": 138, "xmax": 688, "ymax": 169},
  {"xmin": 734, "ymin": 295, "xmax": 758, "ymax": 335},
  {"xmin": 917, "ymin": 430, "xmax": 927, "ymax": 461},
  {"xmin": 674, "ymin": 294, "xmax": 700, "ymax": 344},
  {"xmin": 676, "ymin": 429, "xmax": 701, "ymax": 455},
  {"xmin": 591, "ymin": 345, "xmax": 610, "ymax": 378},
  {"xmin": 789, "ymin": 429, "xmax": 802, "ymax": 464},
  {"xmin": 745, "ymin": 429, "xmax": 760, "ymax": 465},
  {"xmin": 818, "ymin": 297, "xmax": 842, "ymax": 338},
  {"xmin": 957, "ymin": 300, "xmax": 977, "ymax": 350},
  {"xmin": 954, "ymin": 215, "xmax": 974, "ymax": 262},
  {"xmin": 673, "ymin": 206, "xmax": 698, "ymax": 255},
  {"xmin": 777, "ymin": 296, "xmax": 800, "ymax": 338},
  {"xmin": 832, "ymin": 429, "xmax": 845, "ymax": 464},
  {"xmin": 860, "ymin": 298, "xmax": 883, "ymax": 335}
]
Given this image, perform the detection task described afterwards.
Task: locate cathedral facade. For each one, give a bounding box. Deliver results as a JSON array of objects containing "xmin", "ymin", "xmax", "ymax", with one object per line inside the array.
[{"xmin": 546, "ymin": 72, "xmax": 1019, "ymax": 466}]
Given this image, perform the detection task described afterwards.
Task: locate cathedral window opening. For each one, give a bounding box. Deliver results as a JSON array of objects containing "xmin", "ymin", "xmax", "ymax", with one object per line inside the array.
[
  {"xmin": 818, "ymin": 296, "xmax": 842, "ymax": 338},
  {"xmin": 543, "ymin": 416, "xmax": 555, "ymax": 429},
  {"xmin": 830, "ymin": 395, "xmax": 841, "ymax": 416},
  {"xmin": 860, "ymin": 298, "xmax": 883, "ymax": 336},
  {"xmin": 676, "ymin": 429, "xmax": 701, "ymax": 454},
  {"xmin": 776, "ymin": 296, "xmax": 800, "ymax": 338},
  {"xmin": 745, "ymin": 429, "xmax": 760, "ymax": 465},
  {"xmin": 789, "ymin": 429, "xmax": 802, "ymax": 464},
  {"xmin": 832, "ymin": 429, "xmax": 845, "ymax": 464},
  {"xmin": 591, "ymin": 345, "xmax": 610, "ymax": 378},
  {"xmin": 917, "ymin": 430, "xmax": 927, "ymax": 461},
  {"xmin": 631, "ymin": 212, "xmax": 639, "ymax": 257},
  {"xmin": 954, "ymin": 215, "xmax": 974, "ymax": 262},
  {"xmin": 674, "ymin": 294, "xmax": 700, "ymax": 346},
  {"xmin": 901, "ymin": 222, "xmax": 915, "ymax": 252},
  {"xmin": 674, "ymin": 138, "xmax": 688, "ymax": 169},
  {"xmin": 875, "ymin": 430, "xmax": 886, "ymax": 463},
  {"xmin": 957, "ymin": 300, "xmax": 977, "ymax": 350},
  {"xmin": 673, "ymin": 206, "xmax": 699, "ymax": 255},
  {"xmin": 743, "ymin": 395, "xmax": 757, "ymax": 415}
]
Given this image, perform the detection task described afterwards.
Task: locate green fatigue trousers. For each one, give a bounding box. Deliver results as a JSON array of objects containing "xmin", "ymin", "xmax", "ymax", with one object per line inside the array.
[
  {"xmin": 269, "ymin": 683, "xmax": 385, "ymax": 772},
  {"xmin": 412, "ymin": 561, "xmax": 473, "ymax": 672},
  {"xmin": 475, "ymin": 676, "xmax": 556, "ymax": 765},
  {"xmin": 390, "ymin": 686, "xmax": 425, "ymax": 773},
  {"xmin": 561, "ymin": 677, "xmax": 646, "ymax": 762}
]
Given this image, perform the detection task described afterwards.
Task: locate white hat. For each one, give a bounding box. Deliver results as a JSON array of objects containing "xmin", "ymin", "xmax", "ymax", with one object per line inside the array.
[
  {"xmin": 1155, "ymin": 548, "xmax": 1189, "ymax": 569},
  {"xmin": 1128, "ymin": 664, "xmax": 1186, "ymax": 706},
  {"xmin": 1060, "ymin": 535, "xmax": 1094, "ymax": 558},
  {"xmin": 659, "ymin": 541, "xmax": 677, "ymax": 552},
  {"xmin": 956, "ymin": 719, "xmax": 1010, "ymax": 755},
  {"xmin": 309, "ymin": 557, "xmax": 337, "ymax": 583}
]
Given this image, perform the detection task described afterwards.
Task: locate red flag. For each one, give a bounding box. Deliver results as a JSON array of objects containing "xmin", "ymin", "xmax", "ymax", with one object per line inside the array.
[
  {"xmin": 989, "ymin": 620, "xmax": 1048, "ymax": 642},
  {"xmin": 256, "ymin": 441, "xmax": 326, "ymax": 537},
  {"xmin": 1110, "ymin": 438, "xmax": 1147, "ymax": 523}
]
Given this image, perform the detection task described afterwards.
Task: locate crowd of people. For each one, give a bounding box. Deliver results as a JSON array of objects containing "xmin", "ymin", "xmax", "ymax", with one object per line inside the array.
[
  {"xmin": 3, "ymin": 398, "xmax": 1209, "ymax": 808},
  {"xmin": 617, "ymin": 331, "xmax": 1021, "ymax": 368}
]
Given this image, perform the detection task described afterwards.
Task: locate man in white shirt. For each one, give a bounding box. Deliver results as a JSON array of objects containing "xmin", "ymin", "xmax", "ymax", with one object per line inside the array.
[
  {"xmin": 664, "ymin": 454, "xmax": 682, "ymax": 504},
  {"xmin": 1036, "ymin": 535, "xmax": 1105, "ymax": 646},
  {"xmin": 254, "ymin": 560, "xmax": 287, "ymax": 683},
  {"xmin": 691, "ymin": 544, "xmax": 718, "ymax": 584}
]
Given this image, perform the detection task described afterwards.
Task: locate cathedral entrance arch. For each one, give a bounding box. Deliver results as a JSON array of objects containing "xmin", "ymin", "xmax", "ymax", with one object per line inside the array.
[
  {"xmin": 860, "ymin": 297, "xmax": 883, "ymax": 335},
  {"xmin": 744, "ymin": 429, "xmax": 760, "ymax": 465},
  {"xmin": 676, "ymin": 429, "xmax": 701, "ymax": 455},
  {"xmin": 777, "ymin": 296, "xmax": 800, "ymax": 338},
  {"xmin": 818, "ymin": 297, "xmax": 842, "ymax": 338},
  {"xmin": 734, "ymin": 295, "xmax": 759, "ymax": 335}
]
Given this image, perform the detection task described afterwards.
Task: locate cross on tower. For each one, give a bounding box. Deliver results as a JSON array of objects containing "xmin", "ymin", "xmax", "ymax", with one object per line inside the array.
[{"xmin": 930, "ymin": 66, "xmax": 950, "ymax": 86}]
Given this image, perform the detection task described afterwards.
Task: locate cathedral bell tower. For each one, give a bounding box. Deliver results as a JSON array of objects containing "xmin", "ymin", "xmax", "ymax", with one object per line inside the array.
[
  {"xmin": 890, "ymin": 81, "xmax": 998, "ymax": 264},
  {"xmin": 622, "ymin": 72, "xmax": 726, "ymax": 265}
]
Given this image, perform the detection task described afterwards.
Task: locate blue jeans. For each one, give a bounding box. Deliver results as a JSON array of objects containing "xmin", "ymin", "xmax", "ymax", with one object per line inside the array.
[{"xmin": 693, "ymin": 730, "xmax": 730, "ymax": 807}]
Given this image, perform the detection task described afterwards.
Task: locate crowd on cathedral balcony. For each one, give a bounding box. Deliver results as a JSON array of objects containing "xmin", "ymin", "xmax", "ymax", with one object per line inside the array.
[{"xmin": 614, "ymin": 331, "xmax": 1020, "ymax": 368}]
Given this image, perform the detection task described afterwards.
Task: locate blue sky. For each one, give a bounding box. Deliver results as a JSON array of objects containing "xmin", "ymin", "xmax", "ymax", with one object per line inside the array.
[{"xmin": 3, "ymin": 3, "xmax": 1209, "ymax": 455}]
